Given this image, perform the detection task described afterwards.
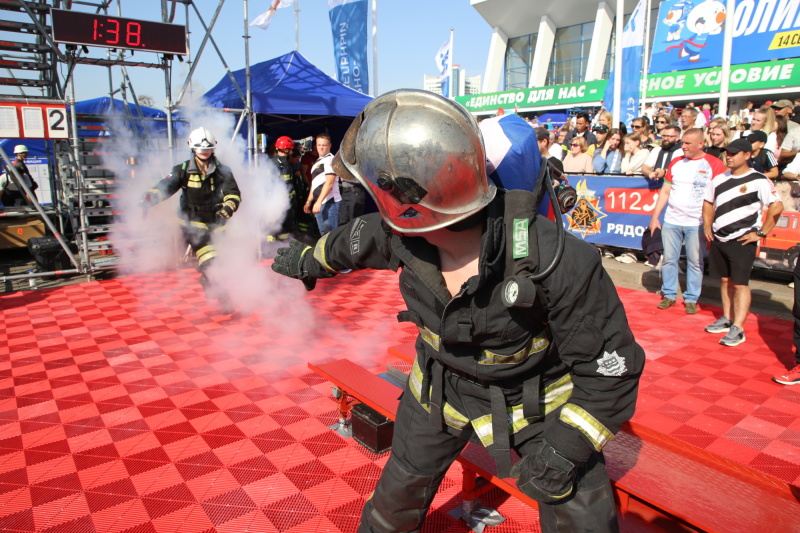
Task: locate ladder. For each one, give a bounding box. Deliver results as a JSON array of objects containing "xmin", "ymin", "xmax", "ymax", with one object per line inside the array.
[{"xmin": 0, "ymin": 0, "xmax": 60, "ymax": 99}]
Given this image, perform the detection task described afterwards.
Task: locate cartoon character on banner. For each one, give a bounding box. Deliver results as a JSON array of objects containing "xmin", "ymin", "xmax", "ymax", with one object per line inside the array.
[
  {"xmin": 664, "ymin": 0, "xmax": 694, "ymax": 42},
  {"xmin": 666, "ymin": 0, "xmax": 726, "ymax": 63}
]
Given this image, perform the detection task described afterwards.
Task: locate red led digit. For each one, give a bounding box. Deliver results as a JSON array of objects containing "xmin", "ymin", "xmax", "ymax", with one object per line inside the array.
[
  {"xmin": 106, "ymin": 19, "xmax": 120, "ymax": 44},
  {"xmin": 127, "ymin": 22, "xmax": 142, "ymax": 46},
  {"xmin": 93, "ymin": 19, "xmax": 99, "ymax": 40}
]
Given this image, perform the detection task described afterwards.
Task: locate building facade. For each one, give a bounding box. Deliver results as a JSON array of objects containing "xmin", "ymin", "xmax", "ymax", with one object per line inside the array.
[{"xmin": 463, "ymin": 0, "xmax": 800, "ymax": 116}]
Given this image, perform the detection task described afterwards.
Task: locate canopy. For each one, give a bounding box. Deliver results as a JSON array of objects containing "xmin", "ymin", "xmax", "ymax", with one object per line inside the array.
[{"xmin": 204, "ymin": 51, "xmax": 372, "ymax": 117}]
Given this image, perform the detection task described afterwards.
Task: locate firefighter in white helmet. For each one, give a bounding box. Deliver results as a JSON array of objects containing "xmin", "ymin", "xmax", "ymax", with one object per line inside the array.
[
  {"xmin": 140, "ymin": 127, "xmax": 241, "ymax": 312},
  {"xmin": 1, "ymin": 144, "xmax": 38, "ymax": 207},
  {"xmin": 272, "ymin": 90, "xmax": 645, "ymax": 532}
]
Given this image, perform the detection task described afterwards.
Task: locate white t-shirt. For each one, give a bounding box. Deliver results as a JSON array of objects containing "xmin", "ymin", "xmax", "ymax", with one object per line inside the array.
[
  {"xmin": 310, "ymin": 153, "xmax": 341, "ymax": 203},
  {"xmin": 664, "ymin": 154, "xmax": 727, "ymax": 226}
]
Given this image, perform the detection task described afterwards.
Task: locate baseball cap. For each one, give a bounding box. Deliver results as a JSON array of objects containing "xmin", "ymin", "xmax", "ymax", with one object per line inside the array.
[
  {"xmin": 771, "ymin": 99, "xmax": 793, "ymax": 110},
  {"xmin": 722, "ymin": 139, "xmax": 753, "ymax": 154},
  {"xmin": 592, "ymin": 124, "xmax": 609, "ymax": 134},
  {"xmin": 746, "ymin": 130, "xmax": 768, "ymax": 144}
]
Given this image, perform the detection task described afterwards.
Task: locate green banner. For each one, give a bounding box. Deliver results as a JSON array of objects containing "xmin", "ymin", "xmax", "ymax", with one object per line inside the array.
[
  {"xmin": 456, "ymin": 80, "xmax": 607, "ymax": 112},
  {"xmin": 643, "ymin": 58, "xmax": 800, "ymax": 97},
  {"xmin": 457, "ymin": 59, "xmax": 799, "ymax": 112}
]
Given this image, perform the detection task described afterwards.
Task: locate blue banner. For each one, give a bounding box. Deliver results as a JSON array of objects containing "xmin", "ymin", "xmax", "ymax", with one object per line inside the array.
[
  {"xmin": 603, "ymin": 0, "xmax": 646, "ymax": 129},
  {"xmin": 650, "ymin": 0, "xmax": 800, "ymax": 74},
  {"xmin": 328, "ymin": 0, "xmax": 369, "ymax": 94},
  {"xmin": 558, "ymin": 176, "xmax": 663, "ymax": 249}
]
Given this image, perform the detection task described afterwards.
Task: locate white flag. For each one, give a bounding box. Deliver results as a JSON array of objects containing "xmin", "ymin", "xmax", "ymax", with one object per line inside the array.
[
  {"xmin": 250, "ymin": 0, "xmax": 294, "ymax": 30},
  {"xmin": 435, "ymin": 37, "xmax": 452, "ymax": 78}
]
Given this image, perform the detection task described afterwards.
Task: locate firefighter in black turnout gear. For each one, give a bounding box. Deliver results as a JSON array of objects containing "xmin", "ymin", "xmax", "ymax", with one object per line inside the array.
[
  {"xmin": 272, "ymin": 90, "xmax": 645, "ymax": 533},
  {"xmin": 141, "ymin": 127, "xmax": 241, "ymax": 312},
  {"xmin": 269, "ymin": 136, "xmax": 301, "ymax": 241}
]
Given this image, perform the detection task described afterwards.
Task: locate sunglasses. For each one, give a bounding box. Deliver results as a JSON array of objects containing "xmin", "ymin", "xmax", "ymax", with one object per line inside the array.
[
  {"xmin": 570, "ymin": 143, "xmax": 580, "ymax": 147},
  {"xmin": 657, "ymin": 120, "xmax": 668, "ymax": 124},
  {"xmin": 632, "ymin": 124, "xmax": 642, "ymax": 129}
]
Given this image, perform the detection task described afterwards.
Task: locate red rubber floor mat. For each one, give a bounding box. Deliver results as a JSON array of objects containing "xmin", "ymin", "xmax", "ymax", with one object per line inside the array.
[{"xmin": 0, "ymin": 267, "xmax": 798, "ymax": 532}]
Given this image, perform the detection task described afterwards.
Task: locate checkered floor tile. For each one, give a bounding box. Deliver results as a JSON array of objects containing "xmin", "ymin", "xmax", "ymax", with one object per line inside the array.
[{"xmin": 0, "ymin": 265, "xmax": 798, "ymax": 532}]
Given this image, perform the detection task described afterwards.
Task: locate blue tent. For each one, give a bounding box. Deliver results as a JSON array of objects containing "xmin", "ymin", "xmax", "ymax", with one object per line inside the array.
[
  {"xmin": 203, "ymin": 51, "xmax": 372, "ymax": 144},
  {"xmin": 204, "ymin": 51, "xmax": 371, "ymax": 116},
  {"xmin": 71, "ymin": 97, "xmax": 169, "ymax": 136}
]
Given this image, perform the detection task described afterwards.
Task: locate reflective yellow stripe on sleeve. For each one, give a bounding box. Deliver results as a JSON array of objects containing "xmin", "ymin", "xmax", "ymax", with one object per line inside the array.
[
  {"xmin": 559, "ymin": 403, "xmax": 614, "ymax": 451},
  {"xmin": 312, "ymin": 233, "xmax": 337, "ymax": 273},
  {"xmin": 223, "ymin": 194, "xmax": 240, "ymax": 204}
]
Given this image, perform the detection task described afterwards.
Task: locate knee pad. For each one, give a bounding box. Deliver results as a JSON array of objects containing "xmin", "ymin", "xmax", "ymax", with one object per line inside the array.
[{"xmin": 361, "ymin": 456, "xmax": 437, "ymax": 533}]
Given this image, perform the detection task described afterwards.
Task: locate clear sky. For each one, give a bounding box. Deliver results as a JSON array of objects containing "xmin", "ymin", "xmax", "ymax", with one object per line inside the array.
[{"xmin": 69, "ymin": 0, "xmax": 493, "ymax": 106}]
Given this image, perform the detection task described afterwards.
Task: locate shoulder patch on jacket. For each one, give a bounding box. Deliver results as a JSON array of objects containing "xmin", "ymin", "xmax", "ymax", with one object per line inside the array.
[{"xmin": 597, "ymin": 351, "xmax": 627, "ymax": 377}]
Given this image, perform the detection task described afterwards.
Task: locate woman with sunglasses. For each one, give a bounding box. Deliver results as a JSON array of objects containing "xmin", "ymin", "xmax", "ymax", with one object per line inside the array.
[
  {"xmin": 593, "ymin": 128, "xmax": 623, "ymax": 174},
  {"xmin": 654, "ymin": 116, "xmax": 672, "ymax": 136},
  {"xmin": 621, "ymin": 132, "xmax": 650, "ymax": 175},
  {"xmin": 563, "ymin": 136, "xmax": 594, "ymax": 174}
]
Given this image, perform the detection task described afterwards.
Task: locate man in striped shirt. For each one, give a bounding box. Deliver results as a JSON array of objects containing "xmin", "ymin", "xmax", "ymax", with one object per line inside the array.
[{"xmin": 702, "ymin": 139, "xmax": 783, "ymax": 347}]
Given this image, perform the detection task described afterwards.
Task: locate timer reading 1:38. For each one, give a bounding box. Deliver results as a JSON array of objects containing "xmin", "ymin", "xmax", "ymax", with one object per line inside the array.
[
  {"xmin": 51, "ymin": 9, "xmax": 187, "ymax": 55},
  {"xmin": 93, "ymin": 19, "xmax": 145, "ymax": 48}
]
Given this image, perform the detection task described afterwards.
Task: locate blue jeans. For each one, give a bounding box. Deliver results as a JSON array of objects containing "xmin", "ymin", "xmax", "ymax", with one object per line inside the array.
[
  {"xmin": 315, "ymin": 200, "xmax": 340, "ymax": 236},
  {"xmin": 661, "ymin": 222, "xmax": 704, "ymax": 303}
]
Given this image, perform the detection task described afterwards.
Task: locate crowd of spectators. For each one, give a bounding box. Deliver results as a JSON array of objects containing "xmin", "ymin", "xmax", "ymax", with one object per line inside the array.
[{"xmin": 536, "ymin": 98, "xmax": 800, "ymax": 184}]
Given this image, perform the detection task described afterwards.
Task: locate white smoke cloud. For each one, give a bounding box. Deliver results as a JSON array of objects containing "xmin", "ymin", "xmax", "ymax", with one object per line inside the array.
[{"xmin": 102, "ymin": 93, "xmax": 314, "ymax": 326}]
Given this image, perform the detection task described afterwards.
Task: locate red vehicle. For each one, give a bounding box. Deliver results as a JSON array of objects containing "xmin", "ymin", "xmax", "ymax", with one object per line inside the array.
[{"xmin": 756, "ymin": 210, "xmax": 800, "ymax": 271}]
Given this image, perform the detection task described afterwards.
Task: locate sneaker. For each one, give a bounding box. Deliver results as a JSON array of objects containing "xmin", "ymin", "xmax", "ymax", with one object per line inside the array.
[
  {"xmin": 705, "ymin": 316, "xmax": 731, "ymax": 333},
  {"xmin": 615, "ymin": 252, "xmax": 637, "ymax": 264},
  {"xmin": 719, "ymin": 325, "xmax": 745, "ymax": 347},
  {"xmin": 657, "ymin": 297, "xmax": 676, "ymax": 310},
  {"xmin": 685, "ymin": 302, "xmax": 698, "ymax": 314},
  {"xmin": 772, "ymin": 364, "xmax": 800, "ymax": 385}
]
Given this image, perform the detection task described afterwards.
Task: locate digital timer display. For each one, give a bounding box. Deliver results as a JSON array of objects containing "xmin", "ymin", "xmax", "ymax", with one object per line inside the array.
[{"xmin": 51, "ymin": 9, "xmax": 187, "ymax": 55}]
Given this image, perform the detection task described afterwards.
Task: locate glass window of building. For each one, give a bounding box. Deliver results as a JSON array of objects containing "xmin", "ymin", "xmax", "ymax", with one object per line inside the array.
[
  {"xmin": 546, "ymin": 21, "xmax": 594, "ymax": 86},
  {"xmin": 505, "ymin": 33, "xmax": 537, "ymax": 90}
]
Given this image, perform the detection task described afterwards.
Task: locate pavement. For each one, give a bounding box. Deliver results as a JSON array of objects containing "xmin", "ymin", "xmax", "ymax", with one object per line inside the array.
[
  {"xmin": 602, "ymin": 255, "xmax": 794, "ymax": 320},
  {"xmin": 0, "ymin": 245, "xmax": 796, "ymax": 321}
]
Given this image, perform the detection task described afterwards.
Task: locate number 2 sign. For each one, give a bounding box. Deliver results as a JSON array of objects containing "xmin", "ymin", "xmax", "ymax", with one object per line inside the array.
[{"xmin": 0, "ymin": 103, "xmax": 68, "ymax": 139}]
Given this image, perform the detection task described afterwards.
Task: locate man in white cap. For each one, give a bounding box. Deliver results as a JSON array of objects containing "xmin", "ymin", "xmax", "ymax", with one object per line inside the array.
[{"xmin": 1, "ymin": 145, "xmax": 38, "ymax": 207}]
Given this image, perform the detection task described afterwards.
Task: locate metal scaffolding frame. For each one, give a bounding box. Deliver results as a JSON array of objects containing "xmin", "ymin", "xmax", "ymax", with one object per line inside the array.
[{"xmin": 0, "ymin": 0, "xmax": 260, "ymax": 284}]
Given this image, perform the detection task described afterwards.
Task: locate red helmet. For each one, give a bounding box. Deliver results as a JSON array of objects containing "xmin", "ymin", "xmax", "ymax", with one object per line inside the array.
[{"xmin": 275, "ymin": 136, "xmax": 294, "ymax": 151}]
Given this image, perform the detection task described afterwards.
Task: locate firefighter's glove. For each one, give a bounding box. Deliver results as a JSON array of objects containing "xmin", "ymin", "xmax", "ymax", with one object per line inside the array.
[
  {"xmin": 216, "ymin": 200, "xmax": 237, "ymax": 219},
  {"xmin": 511, "ymin": 441, "xmax": 577, "ymax": 504},
  {"xmin": 271, "ymin": 239, "xmax": 316, "ymax": 291}
]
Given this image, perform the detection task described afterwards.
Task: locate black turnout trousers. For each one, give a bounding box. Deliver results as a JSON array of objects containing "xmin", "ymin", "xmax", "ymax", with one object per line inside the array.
[{"xmin": 357, "ymin": 379, "xmax": 619, "ymax": 533}]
